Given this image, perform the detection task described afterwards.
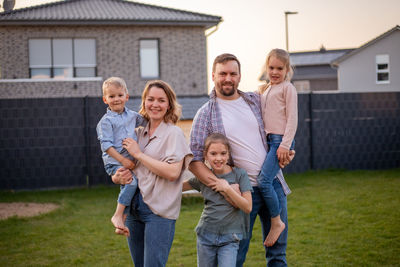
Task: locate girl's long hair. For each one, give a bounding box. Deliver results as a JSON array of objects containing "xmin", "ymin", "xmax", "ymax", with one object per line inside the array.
[{"xmin": 259, "ymin": 48, "xmax": 294, "ymax": 94}]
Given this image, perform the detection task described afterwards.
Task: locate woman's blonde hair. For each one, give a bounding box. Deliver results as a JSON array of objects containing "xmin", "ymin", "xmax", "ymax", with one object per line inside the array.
[
  {"xmin": 259, "ymin": 48, "xmax": 294, "ymax": 94},
  {"xmin": 139, "ymin": 80, "xmax": 181, "ymax": 124}
]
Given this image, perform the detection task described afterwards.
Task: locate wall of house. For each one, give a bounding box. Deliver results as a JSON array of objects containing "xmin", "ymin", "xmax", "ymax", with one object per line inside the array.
[
  {"xmin": 0, "ymin": 25, "xmax": 208, "ymax": 98},
  {"xmin": 310, "ymin": 78, "xmax": 338, "ymax": 91},
  {"xmin": 337, "ymin": 31, "xmax": 400, "ymax": 92}
]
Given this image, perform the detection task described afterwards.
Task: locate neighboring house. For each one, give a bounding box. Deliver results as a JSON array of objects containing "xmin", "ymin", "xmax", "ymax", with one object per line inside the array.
[
  {"xmin": 332, "ymin": 25, "xmax": 400, "ymax": 92},
  {"xmin": 0, "ymin": 0, "xmax": 221, "ymax": 128},
  {"xmin": 289, "ymin": 48, "xmax": 353, "ymax": 92},
  {"xmin": 259, "ymin": 47, "xmax": 353, "ymax": 92}
]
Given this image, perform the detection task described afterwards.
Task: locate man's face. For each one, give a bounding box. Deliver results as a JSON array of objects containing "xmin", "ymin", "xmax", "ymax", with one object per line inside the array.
[{"xmin": 212, "ymin": 60, "xmax": 241, "ymax": 100}]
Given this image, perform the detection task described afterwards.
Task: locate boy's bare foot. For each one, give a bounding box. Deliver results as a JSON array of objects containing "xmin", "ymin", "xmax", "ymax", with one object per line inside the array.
[
  {"xmin": 115, "ymin": 226, "xmax": 130, "ymax": 237},
  {"xmin": 111, "ymin": 214, "xmax": 130, "ymax": 237},
  {"xmin": 264, "ymin": 218, "xmax": 285, "ymax": 247}
]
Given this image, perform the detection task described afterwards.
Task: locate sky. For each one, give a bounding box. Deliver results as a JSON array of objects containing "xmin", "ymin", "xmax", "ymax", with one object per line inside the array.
[{"xmin": 9, "ymin": 0, "xmax": 400, "ymax": 92}]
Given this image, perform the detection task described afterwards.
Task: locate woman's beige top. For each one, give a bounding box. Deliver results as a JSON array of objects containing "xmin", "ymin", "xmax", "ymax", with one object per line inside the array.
[
  {"xmin": 260, "ymin": 81, "xmax": 298, "ymax": 150},
  {"xmin": 134, "ymin": 121, "xmax": 193, "ymax": 220}
]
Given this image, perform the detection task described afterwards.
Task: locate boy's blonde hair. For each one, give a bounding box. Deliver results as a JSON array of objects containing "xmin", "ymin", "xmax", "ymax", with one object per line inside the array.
[
  {"xmin": 259, "ymin": 48, "xmax": 294, "ymax": 94},
  {"xmin": 139, "ymin": 80, "xmax": 182, "ymax": 124},
  {"xmin": 102, "ymin": 77, "xmax": 128, "ymax": 95}
]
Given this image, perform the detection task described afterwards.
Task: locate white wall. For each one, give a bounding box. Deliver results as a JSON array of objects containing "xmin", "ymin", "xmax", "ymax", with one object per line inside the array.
[{"xmin": 337, "ymin": 30, "xmax": 400, "ymax": 92}]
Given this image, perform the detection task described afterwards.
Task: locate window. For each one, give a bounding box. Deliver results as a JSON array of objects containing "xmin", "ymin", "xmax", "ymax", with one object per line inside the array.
[
  {"xmin": 140, "ymin": 39, "xmax": 159, "ymax": 79},
  {"xmin": 29, "ymin": 38, "xmax": 96, "ymax": 79},
  {"xmin": 376, "ymin": 54, "xmax": 389, "ymax": 84}
]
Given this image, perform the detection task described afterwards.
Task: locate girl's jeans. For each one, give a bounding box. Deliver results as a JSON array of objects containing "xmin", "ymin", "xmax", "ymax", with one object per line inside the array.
[
  {"xmin": 197, "ymin": 230, "xmax": 242, "ymax": 267},
  {"xmin": 257, "ymin": 134, "xmax": 294, "ymax": 218},
  {"xmin": 125, "ymin": 190, "xmax": 176, "ymax": 267}
]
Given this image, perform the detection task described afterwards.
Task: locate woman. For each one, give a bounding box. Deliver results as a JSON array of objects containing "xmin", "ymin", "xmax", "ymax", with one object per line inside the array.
[{"xmin": 112, "ymin": 80, "xmax": 193, "ymax": 266}]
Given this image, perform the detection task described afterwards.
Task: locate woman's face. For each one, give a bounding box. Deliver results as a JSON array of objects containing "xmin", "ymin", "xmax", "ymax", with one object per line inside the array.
[{"xmin": 144, "ymin": 86, "xmax": 170, "ymax": 122}]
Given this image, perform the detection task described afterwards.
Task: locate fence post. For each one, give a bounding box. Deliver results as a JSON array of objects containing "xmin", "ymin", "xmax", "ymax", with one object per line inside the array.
[
  {"xmin": 308, "ymin": 92, "xmax": 314, "ymax": 170},
  {"xmin": 83, "ymin": 96, "xmax": 91, "ymax": 187}
]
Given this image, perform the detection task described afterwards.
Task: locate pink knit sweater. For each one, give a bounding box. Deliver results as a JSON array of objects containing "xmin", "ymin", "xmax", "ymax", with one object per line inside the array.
[{"xmin": 260, "ymin": 81, "xmax": 298, "ymax": 150}]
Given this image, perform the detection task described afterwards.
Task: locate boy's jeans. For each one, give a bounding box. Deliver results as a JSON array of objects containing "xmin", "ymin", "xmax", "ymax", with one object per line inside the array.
[
  {"xmin": 105, "ymin": 164, "xmax": 138, "ymax": 208},
  {"xmin": 197, "ymin": 230, "xmax": 242, "ymax": 267},
  {"xmin": 257, "ymin": 134, "xmax": 294, "ymax": 218}
]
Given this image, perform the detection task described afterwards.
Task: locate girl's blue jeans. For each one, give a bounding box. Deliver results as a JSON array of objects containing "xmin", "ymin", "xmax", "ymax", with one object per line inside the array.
[
  {"xmin": 125, "ymin": 190, "xmax": 176, "ymax": 267},
  {"xmin": 197, "ymin": 230, "xmax": 242, "ymax": 267},
  {"xmin": 257, "ymin": 134, "xmax": 294, "ymax": 218}
]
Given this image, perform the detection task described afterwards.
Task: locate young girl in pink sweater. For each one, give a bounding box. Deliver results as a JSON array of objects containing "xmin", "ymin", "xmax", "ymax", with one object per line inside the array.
[{"xmin": 258, "ymin": 48, "xmax": 298, "ymax": 247}]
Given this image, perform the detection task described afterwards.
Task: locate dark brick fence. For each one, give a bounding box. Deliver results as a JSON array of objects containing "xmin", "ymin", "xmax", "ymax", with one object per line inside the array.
[{"xmin": 1, "ymin": 92, "xmax": 399, "ymax": 190}]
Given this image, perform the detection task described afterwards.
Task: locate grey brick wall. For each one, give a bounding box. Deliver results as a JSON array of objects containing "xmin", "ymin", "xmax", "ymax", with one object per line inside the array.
[{"xmin": 0, "ymin": 25, "xmax": 208, "ymax": 98}]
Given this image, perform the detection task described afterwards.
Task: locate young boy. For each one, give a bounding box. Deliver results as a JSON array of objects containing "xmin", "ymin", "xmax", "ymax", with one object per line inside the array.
[{"xmin": 96, "ymin": 77, "xmax": 146, "ymax": 236}]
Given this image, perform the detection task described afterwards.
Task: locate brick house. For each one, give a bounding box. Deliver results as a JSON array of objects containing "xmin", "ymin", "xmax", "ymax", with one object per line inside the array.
[{"xmin": 0, "ymin": 0, "xmax": 221, "ymax": 133}]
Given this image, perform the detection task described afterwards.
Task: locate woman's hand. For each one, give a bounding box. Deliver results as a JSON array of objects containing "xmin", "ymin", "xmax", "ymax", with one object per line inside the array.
[
  {"xmin": 122, "ymin": 138, "xmax": 142, "ymax": 159},
  {"xmin": 112, "ymin": 167, "xmax": 133, "ymax": 185}
]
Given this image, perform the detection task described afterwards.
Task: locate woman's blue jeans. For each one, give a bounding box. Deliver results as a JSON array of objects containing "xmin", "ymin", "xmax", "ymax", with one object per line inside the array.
[
  {"xmin": 258, "ymin": 134, "xmax": 294, "ymax": 218},
  {"xmin": 197, "ymin": 231, "xmax": 242, "ymax": 267},
  {"xmin": 125, "ymin": 190, "xmax": 176, "ymax": 267}
]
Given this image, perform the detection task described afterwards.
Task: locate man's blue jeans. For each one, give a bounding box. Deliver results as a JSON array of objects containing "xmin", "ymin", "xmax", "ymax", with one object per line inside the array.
[
  {"xmin": 197, "ymin": 230, "xmax": 242, "ymax": 267},
  {"xmin": 125, "ymin": 191, "xmax": 176, "ymax": 267},
  {"xmin": 236, "ymin": 182, "xmax": 288, "ymax": 267},
  {"xmin": 258, "ymin": 134, "xmax": 294, "ymax": 218}
]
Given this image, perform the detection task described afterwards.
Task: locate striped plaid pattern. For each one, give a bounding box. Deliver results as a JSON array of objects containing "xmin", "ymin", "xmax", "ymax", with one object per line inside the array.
[{"xmin": 190, "ymin": 89, "xmax": 291, "ymax": 195}]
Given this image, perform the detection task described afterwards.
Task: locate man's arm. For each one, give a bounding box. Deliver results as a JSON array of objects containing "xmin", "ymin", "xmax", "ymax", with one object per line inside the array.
[
  {"xmin": 189, "ymin": 161, "xmax": 240, "ymax": 207},
  {"xmin": 188, "ymin": 161, "xmax": 216, "ymax": 187}
]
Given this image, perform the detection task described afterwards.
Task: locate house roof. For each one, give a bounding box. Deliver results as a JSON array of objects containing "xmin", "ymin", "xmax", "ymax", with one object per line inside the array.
[
  {"xmin": 127, "ymin": 95, "xmax": 209, "ymax": 120},
  {"xmin": 292, "ymin": 65, "xmax": 338, "ymax": 80},
  {"xmin": 332, "ymin": 25, "xmax": 400, "ymax": 67},
  {"xmin": 259, "ymin": 48, "xmax": 353, "ymax": 81},
  {"xmin": 290, "ymin": 48, "xmax": 354, "ymax": 66},
  {"xmin": 0, "ymin": 0, "xmax": 222, "ymax": 28}
]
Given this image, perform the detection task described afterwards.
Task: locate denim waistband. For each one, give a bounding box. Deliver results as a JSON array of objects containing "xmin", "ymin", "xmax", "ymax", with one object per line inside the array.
[{"xmin": 267, "ymin": 134, "xmax": 283, "ymax": 141}]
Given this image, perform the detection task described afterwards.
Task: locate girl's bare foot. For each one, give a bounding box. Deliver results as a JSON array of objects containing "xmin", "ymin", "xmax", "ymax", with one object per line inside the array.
[{"xmin": 264, "ymin": 216, "xmax": 285, "ymax": 247}]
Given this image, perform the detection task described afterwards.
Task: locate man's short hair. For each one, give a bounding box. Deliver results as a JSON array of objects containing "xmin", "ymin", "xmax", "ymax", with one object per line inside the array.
[{"xmin": 212, "ymin": 53, "xmax": 241, "ymax": 74}]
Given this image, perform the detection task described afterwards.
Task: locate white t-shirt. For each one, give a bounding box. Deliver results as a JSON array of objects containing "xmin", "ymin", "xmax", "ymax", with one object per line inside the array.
[{"xmin": 217, "ymin": 97, "xmax": 266, "ymax": 186}]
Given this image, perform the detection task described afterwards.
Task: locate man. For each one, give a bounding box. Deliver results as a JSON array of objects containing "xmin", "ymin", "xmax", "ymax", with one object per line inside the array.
[{"xmin": 189, "ymin": 53, "xmax": 293, "ymax": 266}]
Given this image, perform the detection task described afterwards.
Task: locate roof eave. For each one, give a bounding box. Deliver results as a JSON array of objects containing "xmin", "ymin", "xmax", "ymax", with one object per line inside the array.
[
  {"xmin": 0, "ymin": 19, "xmax": 221, "ymax": 28},
  {"xmin": 332, "ymin": 25, "xmax": 400, "ymax": 66}
]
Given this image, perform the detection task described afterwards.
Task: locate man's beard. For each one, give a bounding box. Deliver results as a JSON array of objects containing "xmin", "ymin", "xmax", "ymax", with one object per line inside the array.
[{"xmin": 218, "ymin": 82, "xmax": 236, "ymax": 97}]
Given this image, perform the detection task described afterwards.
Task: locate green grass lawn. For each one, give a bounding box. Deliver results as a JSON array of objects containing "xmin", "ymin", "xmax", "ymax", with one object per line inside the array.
[{"xmin": 1, "ymin": 169, "xmax": 399, "ymax": 266}]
